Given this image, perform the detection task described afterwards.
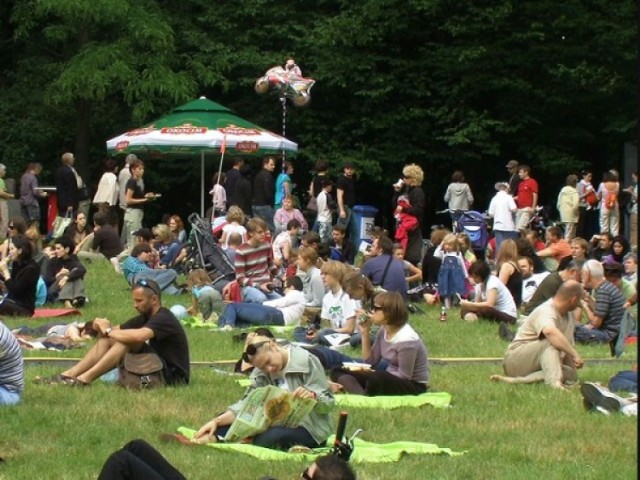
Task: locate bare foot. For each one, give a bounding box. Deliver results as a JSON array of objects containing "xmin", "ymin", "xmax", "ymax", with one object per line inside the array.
[
  {"xmin": 490, "ymin": 374, "xmax": 514, "ymax": 384},
  {"xmin": 328, "ymin": 381, "xmax": 345, "ymax": 394}
]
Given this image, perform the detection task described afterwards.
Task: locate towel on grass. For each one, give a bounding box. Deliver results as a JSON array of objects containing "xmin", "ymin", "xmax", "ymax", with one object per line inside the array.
[
  {"xmin": 176, "ymin": 428, "xmax": 464, "ymax": 462},
  {"xmin": 335, "ymin": 391, "xmax": 452, "ymax": 409},
  {"xmin": 188, "ymin": 319, "xmax": 296, "ymax": 333},
  {"xmin": 32, "ymin": 308, "xmax": 81, "ymax": 318},
  {"xmin": 232, "ymin": 380, "xmax": 451, "ymax": 408}
]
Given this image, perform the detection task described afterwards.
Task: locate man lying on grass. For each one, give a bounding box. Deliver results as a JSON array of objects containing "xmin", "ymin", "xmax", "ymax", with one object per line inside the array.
[
  {"xmin": 490, "ymin": 280, "xmax": 585, "ymax": 389},
  {"xmin": 36, "ymin": 279, "xmax": 190, "ymax": 387}
]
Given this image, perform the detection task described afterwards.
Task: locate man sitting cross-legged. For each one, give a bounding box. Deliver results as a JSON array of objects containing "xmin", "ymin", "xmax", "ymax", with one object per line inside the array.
[
  {"xmin": 490, "ymin": 280, "xmax": 585, "ymax": 390},
  {"xmin": 39, "ymin": 279, "xmax": 190, "ymax": 386}
]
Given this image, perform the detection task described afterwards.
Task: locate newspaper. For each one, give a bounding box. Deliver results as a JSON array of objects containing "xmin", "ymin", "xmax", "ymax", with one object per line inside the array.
[{"xmin": 224, "ymin": 385, "xmax": 317, "ymax": 442}]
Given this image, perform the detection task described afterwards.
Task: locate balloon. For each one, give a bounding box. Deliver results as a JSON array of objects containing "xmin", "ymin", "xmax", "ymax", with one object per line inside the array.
[
  {"xmin": 170, "ymin": 304, "xmax": 189, "ymax": 320},
  {"xmin": 255, "ymin": 65, "xmax": 315, "ymax": 108}
]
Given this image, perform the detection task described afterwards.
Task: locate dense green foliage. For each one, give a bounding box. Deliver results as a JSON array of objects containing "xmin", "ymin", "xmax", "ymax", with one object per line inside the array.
[{"xmin": 0, "ymin": 0, "xmax": 636, "ymax": 221}]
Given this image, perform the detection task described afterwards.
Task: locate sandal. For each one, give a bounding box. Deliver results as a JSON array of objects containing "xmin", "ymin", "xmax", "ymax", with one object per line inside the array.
[{"xmin": 33, "ymin": 374, "xmax": 74, "ymax": 385}]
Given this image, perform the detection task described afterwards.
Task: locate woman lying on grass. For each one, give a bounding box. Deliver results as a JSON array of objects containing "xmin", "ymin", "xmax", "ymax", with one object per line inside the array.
[
  {"xmin": 13, "ymin": 320, "xmax": 97, "ymax": 342},
  {"xmin": 194, "ymin": 335, "xmax": 335, "ymax": 450},
  {"xmin": 329, "ymin": 291, "xmax": 429, "ymax": 396}
]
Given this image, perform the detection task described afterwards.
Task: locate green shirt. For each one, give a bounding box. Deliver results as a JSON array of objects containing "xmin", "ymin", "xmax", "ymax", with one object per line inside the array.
[{"xmin": 0, "ymin": 178, "xmax": 6, "ymax": 202}]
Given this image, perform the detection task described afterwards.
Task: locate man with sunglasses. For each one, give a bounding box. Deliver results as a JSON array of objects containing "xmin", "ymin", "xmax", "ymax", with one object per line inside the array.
[{"xmin": 51, "ymin": 279, "xmax": 189, "ymax": 386}]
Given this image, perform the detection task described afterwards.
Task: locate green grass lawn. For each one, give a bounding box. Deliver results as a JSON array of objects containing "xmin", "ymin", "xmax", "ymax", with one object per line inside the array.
[{"xmin": 1, "ymin": 261, "xmax": 637, "ymax": 480}]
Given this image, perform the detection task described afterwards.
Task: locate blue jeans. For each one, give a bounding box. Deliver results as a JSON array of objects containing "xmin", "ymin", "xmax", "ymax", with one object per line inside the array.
[
  {"xmin": 337, "ymin": 207, "xmax": 358, "ymax": 242},
  {"xmin": 214, "ymin": 424, "xmax": 321, "ymax": 450},
  {"xmin": 574, "ymin": 324, "xmax": 612, "ymax": 344},
  {"xmin": 241, "ymin": 286, "xmax": 282, "ymax": 304},
  {"xmin": 0, "ymin": 386, "xmax": 21, "ymax": 405},
  {"xmin": 608, "ymin": 370, "xmax": 638, "ymax": 394},
  {"xmin": 132, "ymin": 269, "xmax": 180, "ymax": 295},
  {"xmin": 494, "ymin": 230, "xmax": 519, "ymax": 254},
  {"xmin": 252, "ymin": 205, "xmax": 276, "ymax": 234},
  {"xmin": 218, "ymin": 303, "xmax": 284, "ymax": 328}
]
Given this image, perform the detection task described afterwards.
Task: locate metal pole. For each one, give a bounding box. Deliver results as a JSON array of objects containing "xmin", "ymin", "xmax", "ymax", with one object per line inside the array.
[{"xmin": 200, "ymin": 151, "xmax": 205, "ymax": 217}]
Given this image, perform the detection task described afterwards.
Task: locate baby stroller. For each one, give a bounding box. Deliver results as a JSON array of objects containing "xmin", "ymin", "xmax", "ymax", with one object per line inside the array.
[
  {"xmin": 456, "ymin": 210, "xmax": 489, "ymax": 260},
  {"xmin": 184, "ymin": 213, "xmax": 236, "ymax": 285}
]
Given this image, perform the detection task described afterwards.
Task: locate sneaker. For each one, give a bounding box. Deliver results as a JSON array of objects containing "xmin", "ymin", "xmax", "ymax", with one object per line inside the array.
[
  {"xmin": 581, "ymin": 382, "xmax": 626, "ymax": 414},
  {"xmin": 221, "ymin": 324, "xmax": 234, "ymax": 332},
  {"xmin": 498, "ymin": 322, "xmax": 515, "ymax": 342}
]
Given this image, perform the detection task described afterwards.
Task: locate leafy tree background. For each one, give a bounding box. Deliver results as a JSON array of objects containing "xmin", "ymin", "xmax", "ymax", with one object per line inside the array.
[{"xmin": 0, "ymin": 0, "xmax": 635, "ymax": 228}]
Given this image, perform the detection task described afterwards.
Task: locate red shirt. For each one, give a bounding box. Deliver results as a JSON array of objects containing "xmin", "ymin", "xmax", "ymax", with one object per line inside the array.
[{"xmin": 516, "ymin": 177, "xmax": 538, "ymax": 208}]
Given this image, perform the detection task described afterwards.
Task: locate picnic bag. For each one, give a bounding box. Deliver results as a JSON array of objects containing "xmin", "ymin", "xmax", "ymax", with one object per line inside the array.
[
  {"xmin": 584, "ymin": 189, "xmax": 598, "ymax": 207},
  {"xmin": 117, "ymin": 353, "xmax": 165, "ymax": 389},
  {"xmin": 52, "ymin": 212, "xmax": 73, "ymax": 238}
]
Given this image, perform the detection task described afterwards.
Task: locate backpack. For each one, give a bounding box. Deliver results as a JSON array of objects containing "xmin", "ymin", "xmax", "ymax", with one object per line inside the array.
[
  {"xmin": 117, "ymin": 353, "xmax": 166, "ymax": 389},
  {"xmin": 605, "ymin": 191, "xmax": 617, "ymax": 209}
]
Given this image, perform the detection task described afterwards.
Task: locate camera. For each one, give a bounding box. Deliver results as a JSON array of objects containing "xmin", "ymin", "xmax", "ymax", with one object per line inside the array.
[{"xmin": 393, "ymin": 178, "xmax": 404, "ymax": 189}]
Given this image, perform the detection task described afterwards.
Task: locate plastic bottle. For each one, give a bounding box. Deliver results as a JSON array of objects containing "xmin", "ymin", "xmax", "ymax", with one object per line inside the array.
[{"xmin": 439, "ymin": 306, "xmax": 447, "ymax": 322}]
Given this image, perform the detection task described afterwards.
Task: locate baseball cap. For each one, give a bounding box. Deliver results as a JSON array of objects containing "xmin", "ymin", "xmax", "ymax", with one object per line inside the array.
[
  {"xmin": 495, "ymin": 182, "xmax": 509, "ymax": 191},
  {"xmin": 132, "ymin": 228, "xmax": 152, "ymax": 242},
  {"xmin": 506, "ymin": 160, "xmax": 519, "ymax": 169}
]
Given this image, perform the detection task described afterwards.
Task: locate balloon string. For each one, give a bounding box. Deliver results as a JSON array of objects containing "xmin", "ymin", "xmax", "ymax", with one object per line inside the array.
[{"xmin": 281, "ymin": 96, "xmax": 287, "ymax": 171}]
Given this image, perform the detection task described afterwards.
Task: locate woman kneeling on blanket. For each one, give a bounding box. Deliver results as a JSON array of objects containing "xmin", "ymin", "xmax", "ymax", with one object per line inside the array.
[
  {"xmin": 194, "ymin": 336, "xmax": 335, "ymax": 450},
  {"xmin": 330, "ymin": 291, "xmax": 429, "ymax": 396}
]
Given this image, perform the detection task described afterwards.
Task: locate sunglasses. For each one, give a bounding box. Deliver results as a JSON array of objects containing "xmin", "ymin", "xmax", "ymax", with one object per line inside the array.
[
  {"xmin": 135, "ymin": 278, "xmax": 161, "ymax": 297},
  {"xmin": 242, "ymin": 341, "xmax": 270, "ymax": 362}
]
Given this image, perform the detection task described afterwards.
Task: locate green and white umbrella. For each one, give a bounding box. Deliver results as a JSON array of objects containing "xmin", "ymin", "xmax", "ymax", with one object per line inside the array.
[{"xmin": 106, "ymin": 97, "xmax": 297, "ymax": 214}]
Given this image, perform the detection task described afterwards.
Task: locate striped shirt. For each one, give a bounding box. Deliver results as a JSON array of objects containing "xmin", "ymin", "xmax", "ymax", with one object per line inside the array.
[
  {"xmin": 234, "ymin": 241, "xmax": 274, "ymax": 287},
  {"xmin": 593, "ymin": 281, "xmax": 626, "ymax": 337},
  {"xmin": 0, "ymin": 321, "xmax": 24, "ymax": 394}
]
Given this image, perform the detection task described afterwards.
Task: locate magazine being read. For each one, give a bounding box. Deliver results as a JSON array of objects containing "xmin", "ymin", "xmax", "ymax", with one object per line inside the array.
[{"xmin": 224, "ymin": 385, "xmax": 317, "ymax": 442}]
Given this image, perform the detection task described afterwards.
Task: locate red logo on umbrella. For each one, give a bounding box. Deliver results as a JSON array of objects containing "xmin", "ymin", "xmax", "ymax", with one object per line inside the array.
[
  {"xmin": 234, "ymin": 142, "xmax": 259, "ymax": 153},
  {"xmin": 161, "ymin": 123, "xmax": 208, "ymax": 134},
  {"xmin": 115, "ymin": 141, "xmax": 130, "ymax": 151}
]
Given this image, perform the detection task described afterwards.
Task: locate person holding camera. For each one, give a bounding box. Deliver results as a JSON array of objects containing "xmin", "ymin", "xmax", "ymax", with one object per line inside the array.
[{"xmin": 391, "ymin": 164, "xmax": 425, "ymax": 265}]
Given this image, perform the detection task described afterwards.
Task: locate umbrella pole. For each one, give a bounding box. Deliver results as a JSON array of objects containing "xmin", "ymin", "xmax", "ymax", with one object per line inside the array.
[{"xmin": 201, "ymin": 151, "xmax": 205, "ymax": 218}]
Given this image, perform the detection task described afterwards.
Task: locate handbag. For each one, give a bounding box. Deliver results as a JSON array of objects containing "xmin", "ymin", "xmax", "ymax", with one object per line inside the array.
[
  {"xmin": 52, "ymin": 212, "xmax": 73, "ymax": 238},
  {"xmin": 306, "ymin": 195, "xmax": 318, "ymax": 212},
  {"xmin": 584, "ymin": 190, "xmax": 598, "ymax": 207},
  {"xmin": 117, "ymin": 353, "xmax": 166, "ymax": 389}
]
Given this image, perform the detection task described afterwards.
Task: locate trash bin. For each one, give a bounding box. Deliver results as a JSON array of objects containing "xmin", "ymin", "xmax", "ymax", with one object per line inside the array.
[{"xmin": 351, "ymin": 205, "xmax": 378, "ymax": 247}]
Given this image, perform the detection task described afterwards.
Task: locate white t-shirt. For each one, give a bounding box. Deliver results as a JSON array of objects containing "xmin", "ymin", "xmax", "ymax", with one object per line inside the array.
[
  {"xmin": 476, "ymin": 275, "xmax": 517, "ymax": 318},
  {"xmin": 272, "ymin": 231, "xmax": 292, "ymax": 261},
  {"xmin": 488, "ymin": 191, "xmax": 517, "ymax": 231},
  {"xmin": 221, "ymin": 223, "xmax": 247, "ymax": 249},
  {"xmin": 521, "ymin": 272, "xmax": 550, "ymax": 303},
  {"xmin": 316, "ymin": 190, "xmax": 332, "ymax": 223},
  {"xmin": 321, "ymin": 288, "xmax": 356, "ymax": 330},
  {"xmin": 264, "ymin": 290, "xmax": 306, "ymax": 326}
]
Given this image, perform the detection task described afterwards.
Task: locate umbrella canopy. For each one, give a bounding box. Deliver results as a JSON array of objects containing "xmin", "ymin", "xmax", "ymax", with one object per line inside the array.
[
  {"xmin": 105, "ymin": 97, "xmax": 298, "ymax": 215},
  {"xmin": 106, "ymin": 97, "xmax": 297, "ymax": 157}
]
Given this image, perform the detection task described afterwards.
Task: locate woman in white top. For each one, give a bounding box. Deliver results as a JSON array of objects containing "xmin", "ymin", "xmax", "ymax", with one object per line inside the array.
[
  {"xmin": 460, "ymin": 260, "xmax": 517, "ymax": 324},
  {"xmin": 556, "ymin": 174, "xmax": 579, "ymax": 240}
]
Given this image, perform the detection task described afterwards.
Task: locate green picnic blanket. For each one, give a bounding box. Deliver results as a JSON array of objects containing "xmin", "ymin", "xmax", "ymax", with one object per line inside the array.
[
  {"xmin": 184, "ymin": 318, "xmax": 296, "ymax": 333},
  {"xmin": 176, "ymin": 428, "xmax": 464, "ymax": 462},
  {"xmin": 231, "ymin": 381, "xmax": 451, "ymax": 408},
  {"xmin": 336, "ymin": 391, "xmax": 452, "ymax": 409}
]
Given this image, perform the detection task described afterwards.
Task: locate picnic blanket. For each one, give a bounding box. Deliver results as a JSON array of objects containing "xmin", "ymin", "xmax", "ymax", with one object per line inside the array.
[
  {"xmin": 32, "ymin": 308, "xmax": 81, "ymax": 318},
  {"xmin": 183, "ymin": 317, "xmax": 296, "ymax": 334},
  {"xmin": 232, "ymin": 379, "xmax": 451, "ymax": 408},
  {"xmin": 176, "ymin": 428, "xmax": 464, "ymax": 462},
  {"xmin": 15, "ymin": 336, "xmax": 80, "ymax": 351},
  {"xmin": 335, "ymin": 392, "xmax": 452, "ymax": 409}
]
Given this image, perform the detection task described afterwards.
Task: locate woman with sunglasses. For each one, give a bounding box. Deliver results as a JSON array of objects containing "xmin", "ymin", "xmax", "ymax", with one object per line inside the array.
[
  {"xmin": 0, "ymin": 234, "xmax": 39, "ymax": 316},
  {"xmin": 194, "ymin": 336, "xmax": 335, "ymax": 450},
  {"xmin": 0, "ymin": 218, "xmax": 27, "ymax": 260},
  {"xmin": 329, "ymin": 291, "xmax": 429, "ymax": 396}
]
